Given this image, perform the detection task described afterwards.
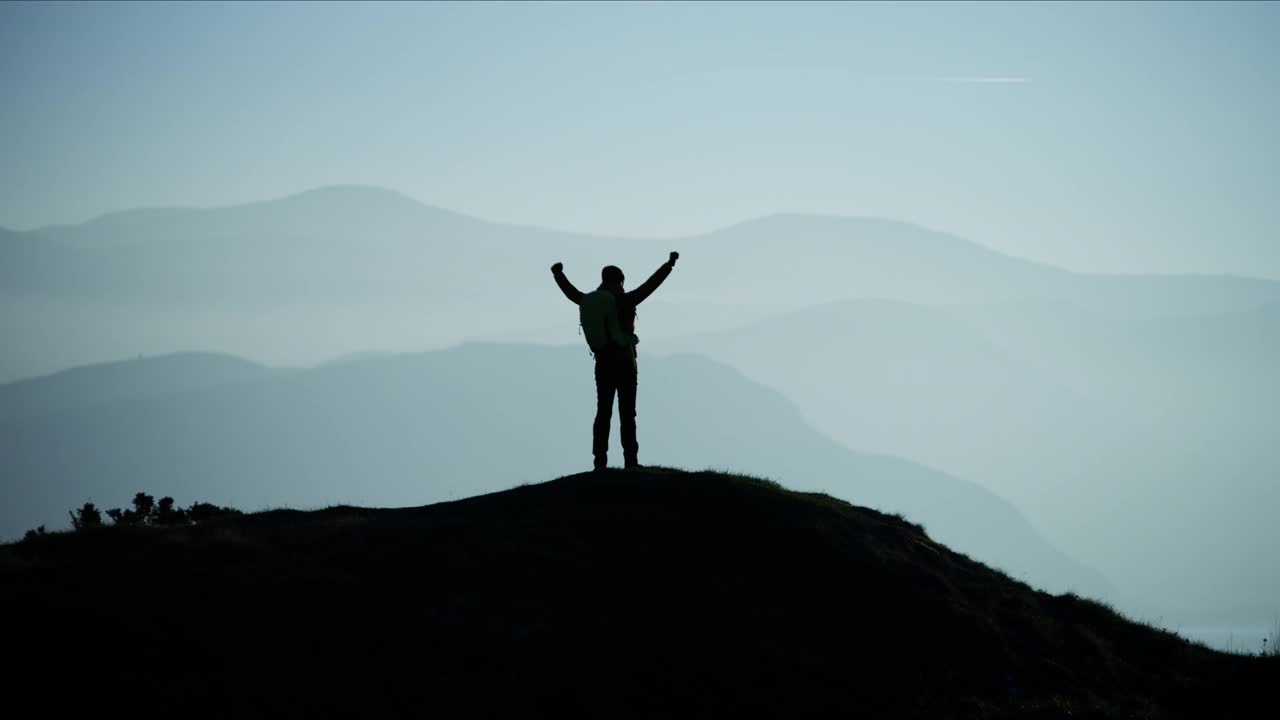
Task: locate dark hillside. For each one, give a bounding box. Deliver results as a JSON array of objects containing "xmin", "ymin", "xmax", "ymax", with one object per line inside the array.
[{"xmin": 5, "ymin": 469, "xmax": 1271, "ymax": 717}]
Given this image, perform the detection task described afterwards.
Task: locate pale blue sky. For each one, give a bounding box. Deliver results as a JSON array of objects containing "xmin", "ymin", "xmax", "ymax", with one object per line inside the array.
[{"xmin": 2, "ymin": 1, "xmax": 1277, "ymax": 276}]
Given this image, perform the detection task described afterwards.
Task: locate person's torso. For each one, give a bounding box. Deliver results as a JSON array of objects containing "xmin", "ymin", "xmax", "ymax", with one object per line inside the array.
[{"xmin": 618, "ymin": 294, "xmax": 638, "ymax": 334}]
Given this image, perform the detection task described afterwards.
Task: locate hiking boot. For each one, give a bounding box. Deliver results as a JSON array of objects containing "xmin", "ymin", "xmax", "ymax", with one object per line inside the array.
[
  {"xmin": 624, "ymin": 459, "xmax": 642, "ymax": 470},
  {"xmin": 594, "ymin": 456, "xmax": 607, "ymax": 471}
]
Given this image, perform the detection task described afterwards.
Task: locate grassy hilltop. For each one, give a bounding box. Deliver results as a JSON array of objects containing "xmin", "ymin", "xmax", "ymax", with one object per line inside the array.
[{"xmin": 5, "ymin": 468, "xmax": 1273, "ymax": 717}]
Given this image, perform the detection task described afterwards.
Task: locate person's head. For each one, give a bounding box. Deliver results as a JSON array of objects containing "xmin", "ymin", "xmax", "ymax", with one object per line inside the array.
[{"xmin": 601, "ymin": 265, "xmax": 625, "ymax": 289}]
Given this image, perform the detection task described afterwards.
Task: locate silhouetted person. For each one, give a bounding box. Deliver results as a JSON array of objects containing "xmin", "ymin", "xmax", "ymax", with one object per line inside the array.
[{"xmin": 552, "ymin": 252, "xmax": 679, "ymax": 469}]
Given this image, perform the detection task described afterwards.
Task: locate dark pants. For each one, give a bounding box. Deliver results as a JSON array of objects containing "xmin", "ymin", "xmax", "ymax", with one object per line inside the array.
[{"xmin": 593, "ymin": 349, "xmax": 638, "ymax": 468}]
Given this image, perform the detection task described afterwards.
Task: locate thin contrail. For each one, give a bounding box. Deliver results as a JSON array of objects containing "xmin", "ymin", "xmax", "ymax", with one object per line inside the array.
[{"xmin": 943, "ymin": 77, "xmax": 1031, "ymax": 84}]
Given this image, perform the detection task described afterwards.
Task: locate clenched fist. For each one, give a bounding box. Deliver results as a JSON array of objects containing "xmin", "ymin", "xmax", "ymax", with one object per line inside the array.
[
  {"xmin": 669, "ymin": 251, "xmax": 679, "ymax": 266},
  {"xmin": 551, "ymin": 262, "xmax": 563, "ymax": 274}
]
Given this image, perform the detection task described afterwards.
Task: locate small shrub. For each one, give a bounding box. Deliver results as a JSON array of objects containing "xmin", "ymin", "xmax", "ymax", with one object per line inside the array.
[
  {"xmin": 69, "ymin": 503, "xmax": 102, "ymax": 531},
  {"xmin": 131, "ymin": 492, "xmax": 155, "ymax": 520},
  {"xmin": 106, "ymin": 492, "xmax": 162, "ymax": 526},
  {"xmin": 23, "ymin": 525, "xmax": 47, "ymax": 541},
  {"xmin": 152, "ymin": 496, "xmax": 188, "ymax": 526},
  {"xmin": 62, "ymin": 493, "xmax": 240, "ymax": 533},
  {"xmin": 188, "ymin": 502, "xmax": 242, "ymax": 524}
]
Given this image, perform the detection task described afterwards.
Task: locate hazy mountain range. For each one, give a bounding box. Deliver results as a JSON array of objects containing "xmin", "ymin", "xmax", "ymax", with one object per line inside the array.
[
  {"xmin": 0, "ymin": 346, "xmax": 1110, "ymax": 601},
  {"xmin": 3, "ymin": 185, "xmax": 1278, "ymax": 381},
  {"xmin": 4, "ymin": 186, "xmax": 1277, "ymax": 313},
  {"xmin": 2, "ymin": 185, "xmax": 1276, "ymax": 633}
]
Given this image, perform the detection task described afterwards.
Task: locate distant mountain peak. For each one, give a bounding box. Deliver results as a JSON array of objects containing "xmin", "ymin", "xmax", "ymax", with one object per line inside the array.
[
  {"xmin": 254, "ymin": 184, "xmax": 447, "ymax": 214},
  {"xmin": 22, "ymin": 185, "xmax": 494, "ymax": 250},
  {"xmin": 48, "ymin": 184, "xmax": 464, "ymax": 230},
  {"xmin": 711, "ymin": 211, "xmax": 942, "ymax": 236}
]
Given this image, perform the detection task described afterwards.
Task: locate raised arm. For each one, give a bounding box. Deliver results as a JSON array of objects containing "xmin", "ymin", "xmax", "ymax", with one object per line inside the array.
[
  {"xmin": 551, "ymin": 262, "xmax": 584, "ymax": 304},
  {"xmin": 626, "ymin": 251, "xmax": 679, "ymax": 305}
]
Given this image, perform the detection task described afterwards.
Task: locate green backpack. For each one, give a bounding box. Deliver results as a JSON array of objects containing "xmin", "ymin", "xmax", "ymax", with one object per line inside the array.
[{"xmin": 579, "ymin": 289, "xmax": 629, "ymax": 353}]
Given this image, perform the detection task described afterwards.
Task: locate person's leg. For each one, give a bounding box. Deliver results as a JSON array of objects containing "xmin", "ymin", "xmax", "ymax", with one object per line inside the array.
[
  {"xmin": 593, "ymin": 357, "xmax": 618, "ymax": 469},
  {"xmin": 618, "ymin": 359, "xmax": 639, "ymax": 467}
]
